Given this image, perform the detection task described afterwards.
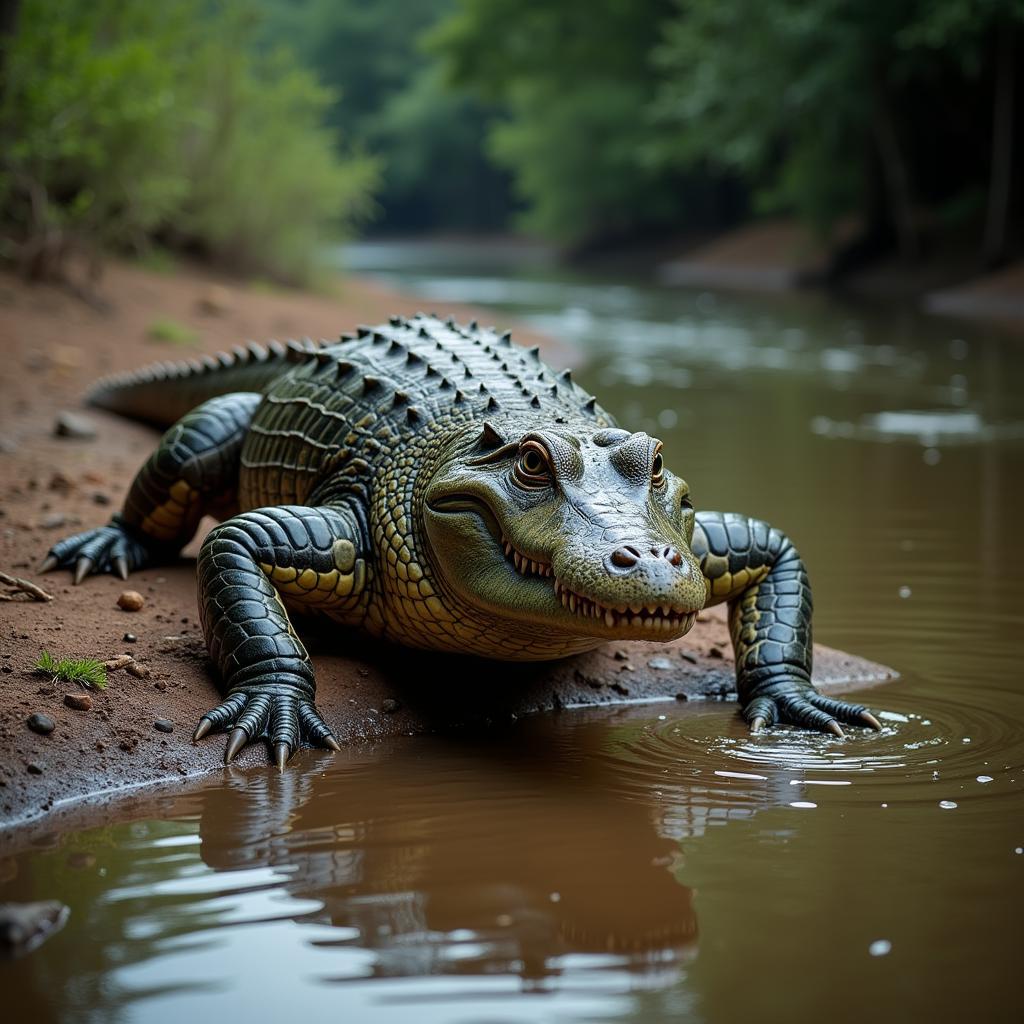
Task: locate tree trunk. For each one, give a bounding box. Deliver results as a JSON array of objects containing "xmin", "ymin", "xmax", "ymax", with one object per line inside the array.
[
  {"xmin": 983, "ymin": 23, "xmax": 1015, "ymax": 269},
  {"xmin": 0, "ymin": 0, "xmax": 20, "ymax": 88},
  {"xmin": 872, "ymin": 71, "xmax": 918, "ymax": 262}
]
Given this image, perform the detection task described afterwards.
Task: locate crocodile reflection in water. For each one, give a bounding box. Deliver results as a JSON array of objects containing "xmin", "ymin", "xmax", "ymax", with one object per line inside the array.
[
  {"xmin": 187, "ymin": 709, "xmax": 798, "ymax": 987},
  {"xmin": 195, "ymin": 730, "xmax": 702, "ymax": 984}
]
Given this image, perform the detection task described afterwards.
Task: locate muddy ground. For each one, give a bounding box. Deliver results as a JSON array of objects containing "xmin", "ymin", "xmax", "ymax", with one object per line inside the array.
[{"xmin": 0, "ymin": 259, "xmax": 896, "ymax": 834}]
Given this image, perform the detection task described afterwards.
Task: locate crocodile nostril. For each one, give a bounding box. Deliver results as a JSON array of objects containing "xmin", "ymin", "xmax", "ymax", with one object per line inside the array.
[
  {"xmin": 610, "ymin": 545, "xmax": 642, "ymax": 568},
  {"xmin": 652, "ymin": 545, "xmax": 683, "ymax": 566}
]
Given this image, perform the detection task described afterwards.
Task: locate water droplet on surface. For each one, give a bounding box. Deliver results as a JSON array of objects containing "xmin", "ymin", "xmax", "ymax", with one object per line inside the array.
[
  {"xmin": 923, "ymin": 448, "xmax": 941, "ymax": 466},
  {"xmin": 977, "ymin": 775, "xmax": 994, "ymax": 784},
  {"xmin": 899, "ymin": 585, "xmax": 912, "ymax": 599},
  {"xmin": 869, "ymin": 939, "xmax": 892, "ymax": 957},
  {"xmin": 939, "ymin": 800, "xmax": 958, "ymax": 809},
  {"xmin": 549, "ymin": 892, "xmax": 561, "ymax": 903},
  {"xmin": 789, "ymin": 801, "xmax": 817, "ymax": 809}
]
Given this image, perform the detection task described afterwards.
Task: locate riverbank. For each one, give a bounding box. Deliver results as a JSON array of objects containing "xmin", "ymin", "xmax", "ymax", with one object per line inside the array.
[{"xmin": 0, "ymin": 258, "xmax": 895, "ymax": 834}]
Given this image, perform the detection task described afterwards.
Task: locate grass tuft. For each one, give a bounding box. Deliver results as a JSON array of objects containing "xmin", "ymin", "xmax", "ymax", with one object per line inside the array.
[
  {"xmin": 147, "ymin": 317, "xmax": 199, "ymax": 345},
  {"xmin": 36, "ymin": 651, "xmax": 108, "ymax": 690}
]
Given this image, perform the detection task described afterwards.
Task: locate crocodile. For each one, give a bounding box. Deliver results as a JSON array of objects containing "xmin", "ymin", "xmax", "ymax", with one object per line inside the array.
[{"xmin": 42, "ymin": 315, "xmax": 881, "ymax": 768}]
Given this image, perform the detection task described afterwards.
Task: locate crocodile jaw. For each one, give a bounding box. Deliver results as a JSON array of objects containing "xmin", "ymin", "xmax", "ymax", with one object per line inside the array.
[{"xmin": 500, "ymin": 532, "xmax": 700, "ymax": 640}]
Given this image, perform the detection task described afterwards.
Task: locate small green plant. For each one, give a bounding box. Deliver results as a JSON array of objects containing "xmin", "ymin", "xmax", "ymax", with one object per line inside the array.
[
  {"xmin": 36, "ymin": 651, "xmax": 108, "ymax": 690},
  {"xmin": 147, "ymin": 316, "xmax": 199, "ymax": 345}
]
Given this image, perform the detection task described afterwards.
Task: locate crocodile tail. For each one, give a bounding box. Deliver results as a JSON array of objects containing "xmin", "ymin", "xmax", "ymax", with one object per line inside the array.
[{"xmin": 85, "ymin": 338, "xmax": 330, "ymax": 429}]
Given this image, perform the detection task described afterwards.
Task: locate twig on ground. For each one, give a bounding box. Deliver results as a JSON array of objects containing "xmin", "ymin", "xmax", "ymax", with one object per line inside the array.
[{"xmin": 0, "ymin": 570, "xmax": 54, "ymax": 602}]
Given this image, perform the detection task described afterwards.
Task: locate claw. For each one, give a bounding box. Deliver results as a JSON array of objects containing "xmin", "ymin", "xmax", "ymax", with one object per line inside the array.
[
  {"xmin": 825, "ymin": 720, "xmax": 845, "ymax": 738},
  {"xmin": 224, "ymin": 727, "xmax": 248, "ymax": 764},
  {"xmin": 860, "ymin": 711, "xmax": 882, "ymax": 731},
  {"xmin": 192, "ymin": 718, "xmax": 213, "ymax": 742},
  {"xmin": 73, "ymin": 557, "xmax": 93, "ymax": 585},
  {"xmin": 39, "ymin": 554, "xmax": 58, "ymax": 574},
  {"xmin": 324, "ymin": 735, "xmax": 341, "ymax": 752},
  {"xmin": 274, "ymin": 742, "xmax": 290, "ymax": 771},
  {"xmin": 113, "ymin": 555, "xmax": 129, "ymax": 580},
  {"xmin": 749, "ymin": 716, "xmax": 766, "ymax": 735}
]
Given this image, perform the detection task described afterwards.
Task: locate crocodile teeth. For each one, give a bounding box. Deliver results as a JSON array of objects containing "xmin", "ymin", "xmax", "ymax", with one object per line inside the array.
[{"xmin": 501, "ymin": 533, "xmax": 554, "ymax": 581}]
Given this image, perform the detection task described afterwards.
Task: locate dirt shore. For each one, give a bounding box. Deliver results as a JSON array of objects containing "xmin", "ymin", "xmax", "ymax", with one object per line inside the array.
[{"xmin": 0, "ymin": 258, "xmax": 896, "ymax": 834}]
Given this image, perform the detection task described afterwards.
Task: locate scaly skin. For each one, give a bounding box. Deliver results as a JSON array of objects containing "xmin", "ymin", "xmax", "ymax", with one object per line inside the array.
[{"xmin": 43, "ymin": 315, "xmax": 880, "ymax": 767}]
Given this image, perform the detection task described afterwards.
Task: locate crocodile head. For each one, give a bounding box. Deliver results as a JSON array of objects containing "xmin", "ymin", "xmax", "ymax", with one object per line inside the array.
[{"xmin": 423, "ymin": 421, "xmax": 707, "ymax": 647}]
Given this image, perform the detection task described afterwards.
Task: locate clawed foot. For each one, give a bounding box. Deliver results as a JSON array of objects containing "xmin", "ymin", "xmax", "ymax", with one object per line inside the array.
[
  {"xmin": 40, "ymin": 516, "xmax": 160, "ymax": 584},
  {"xmin": 745, "ymin": 689, "xmax": 882, "ymax": 738},
  {"xmin": 193, "ymin": 687, "xmax": 340, "ymax": 769}
]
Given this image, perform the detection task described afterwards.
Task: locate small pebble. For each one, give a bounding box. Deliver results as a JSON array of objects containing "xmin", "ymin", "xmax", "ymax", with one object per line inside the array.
[
  {"xmin": 123, "ymin": 633, "xmax": 137, "ymax": 643},
  {"xmin": 64, "ymin": 693, "xmax": 92, "ymax": 712},
  {"xmin": 117, "ymin": 590, "xmax": 145, "ymax": 611},
  {"xmin": 26, "ymin": 762, "xmax": 44, "ymax": 775},
  {"xmin": 153, "ymin": 719, "xmax": 173, "ymax": 733},
  {"xmin": 125, "ymin": 661, "xmax": 150, "ymax": 679},
  {"xmin": 39, "ymin": 512, "xmax": 66, "ymax": 530},
  {"xmin": 381, "ymin": 698, "xmax": 400, "ymax": 714},
  {"xmin": 27, "ymin": 713, "xmax": 55, "ymax": 735},
  {"xmin": 647, "ymin": 657, "xmax": 673, "ymax": 671},
  {"xmin": 92, "ymin": 493, "xmax": 111, "ymax": 506},
  {"xmin": 54, "ymin": 411, "xmax": 97, "ymax": 440}
]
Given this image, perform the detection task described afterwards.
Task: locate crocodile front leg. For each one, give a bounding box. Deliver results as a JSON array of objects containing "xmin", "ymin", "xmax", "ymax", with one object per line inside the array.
[
  {"xmin": 193, "ymin": 504, "xmax": 368, "ymax": 768},
  {"xmin": 42, "ymin": 392, "xmax": 261, "ymax": 583},
  {"xmin": 693, "ymin": 510, "xmax": 881, "ymax": 736}
]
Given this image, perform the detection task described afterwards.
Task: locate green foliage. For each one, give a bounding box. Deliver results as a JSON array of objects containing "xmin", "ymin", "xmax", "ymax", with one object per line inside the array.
[
  {"xmin": 36, "ymin": 651, "xmax": 108, "ymax": 690},
  {"xmin": 147, "ymin": 317, "xmax": 199, "ymax": 345},
  {"xmin": 255, "ymin": 0, "xmax": 510, "ymax": 232},
  {"xmin": 433, "ymin": 0, "xmax": 1024, "ymax": 249},
  {"xmin": 432, "ymin": 0, "xmax": 681, "ymax": 243},
  {"xmin": 0, "ymin": 0, "xmax": 378, "ymax": 283}
]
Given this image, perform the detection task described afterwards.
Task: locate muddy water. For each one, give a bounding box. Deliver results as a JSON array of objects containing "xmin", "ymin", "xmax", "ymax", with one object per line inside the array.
[{"xmin": 3, "ymin": 243, "xmax": 1024, "ymax": 1022}]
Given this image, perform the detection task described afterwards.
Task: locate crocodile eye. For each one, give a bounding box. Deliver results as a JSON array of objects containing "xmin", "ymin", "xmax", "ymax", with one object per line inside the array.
[
  {"xmin": 652, "ymin": 448, "xmax": 665, "ymax": 487},
  {"xmin": 514, "ymin": 443, "xmax": 551, "ymax": 488}
]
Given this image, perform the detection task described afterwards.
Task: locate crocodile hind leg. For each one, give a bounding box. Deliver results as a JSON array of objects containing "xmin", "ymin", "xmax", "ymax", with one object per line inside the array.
[
  {"xmin": 41, "ymin": 393, "xmax": 261, "ymax": 583},
  {"xmin": 193, "ymin": 505, "xmax": 368, "ymax": 768},
  {"xmin": 693, "ymin": 510, "xmax": 882, "ymax": 736}
]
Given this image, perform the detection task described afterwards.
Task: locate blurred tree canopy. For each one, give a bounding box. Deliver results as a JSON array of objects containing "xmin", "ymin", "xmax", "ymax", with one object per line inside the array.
[
  {"xmin": 254, "ymin": 0, "xmax": 514, "ymax": 232},
  {"xmin": 1, "ymin": 0, "xmax": 1020, "ymax": 280},
  {"xmin": 434, "ymin": 0, "xmax": 1022, "ymax": 263},
  {"xmin": 0, "ymin": 0, "xmax": 377, "ymax": 284}
]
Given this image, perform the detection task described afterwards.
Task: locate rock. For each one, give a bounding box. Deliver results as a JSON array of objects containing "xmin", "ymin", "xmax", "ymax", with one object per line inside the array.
[
  {"xmin": 647, "ymin": 657, "xmax": 673, "ymax": 671},
  {"xmin": 153, "ymin": 718, "xmax": 173, "ymax": 733},
  {"xmin": 47, "ymin": 472, "xmax": 74, "ymax": 494},
  {"xmin": 26, "ymin": 713, "xmax": 55, "ymax": 736},
  {"xmin": 39, "ymin": 512, "xmax": 65, "ymax": 530},
  {"xmin": 0, "ymin": 901, "xmax": 69, "ymax": 958},
  {"xmin": 103, "ymin": 654, "xmax": 134, "ymax": 671},
  {"xmin": 54, "ymin": 412, "xmax": 97, "ymax": 440},
  {"xmin": 52, "ymin": 345, "xmax": 84, "ymax": 371},
  {"xmin": 196, "ymin": 284, "xmax": 233, "ymax": 316},
  {"xmin": 708, "ymin": 646, "xmax": 724, "ymax": 659},
  {"xmin": 123, "ymin": 633, "xmax": 137, "ymax": 643},
  {"xmin": 26, "ymin": 762, "xmax": 43, "ymax": 775},
  {"xmin": 117, "ymin": 590, "xmax": 144, "ymax": 611},
  {"xmin": 381, "ymin": 698, "xmax": 401, "ymax": 714},
  {"xmin": 64, "ymin": 693, "xmax": 92, "ymax": 712},
  {"xmin": 125, "ymin": 661, "xmax": 150, "ymax": 679},
  {"xmin": 92, "ymin": 492, "xmax": 111, "ymax": 506}
]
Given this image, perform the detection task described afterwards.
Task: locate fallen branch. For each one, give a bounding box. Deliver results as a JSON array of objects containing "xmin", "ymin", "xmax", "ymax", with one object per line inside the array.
[{"xmin": 0, "ymin": 570, "xmax": 54, "ymax": 602}]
